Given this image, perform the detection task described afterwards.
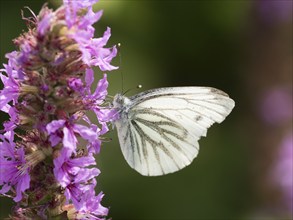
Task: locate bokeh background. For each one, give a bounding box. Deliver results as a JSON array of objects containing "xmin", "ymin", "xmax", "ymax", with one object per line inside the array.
[{"xmin": 0, "ymin": 0, "xmax": 292, "ymax": 219}]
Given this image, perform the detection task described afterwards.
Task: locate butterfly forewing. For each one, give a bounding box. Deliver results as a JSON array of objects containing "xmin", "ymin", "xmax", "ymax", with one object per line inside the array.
[{"xmin": 114, "ymin": 87, "xmax": 235, "ymax": 176}]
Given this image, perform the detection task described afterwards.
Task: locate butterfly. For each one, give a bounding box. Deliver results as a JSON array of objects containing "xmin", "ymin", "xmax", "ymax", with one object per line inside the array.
[{"xmin": 112, "ymin": 87, "xmax": 235, "ymax": 176}]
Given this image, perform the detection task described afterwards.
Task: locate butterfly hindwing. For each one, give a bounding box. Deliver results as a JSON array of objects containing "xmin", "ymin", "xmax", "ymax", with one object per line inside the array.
[{"xmin": 114, "ymin": 87, "xmax": 235, "ymax": 176}]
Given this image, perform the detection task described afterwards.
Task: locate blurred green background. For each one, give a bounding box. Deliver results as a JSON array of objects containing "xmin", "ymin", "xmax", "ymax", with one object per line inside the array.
[{"xmin": 0, "ymin": 1, "xmax": 292, "ymax": 220}]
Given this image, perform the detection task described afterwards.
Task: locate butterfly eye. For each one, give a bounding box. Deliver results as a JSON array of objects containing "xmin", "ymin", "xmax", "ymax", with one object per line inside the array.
[
  {"xmin": 113, "ymin": 94, "xmax": 125, "ymax": 107},
  {"xmin": 117, "ymin": 95, "xmax": 124, "ymax": 104}
]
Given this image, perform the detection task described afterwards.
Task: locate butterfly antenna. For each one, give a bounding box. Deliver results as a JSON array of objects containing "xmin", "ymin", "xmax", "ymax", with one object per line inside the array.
[
  {"xmin": 123, "ymin": 84, "xmax": 142, "ymax": 96},
  {"xmin": 117, "ymin": 43, "xmax": 142, "ymax": 96},
  {"xmin": 118, "ymin": 43, "xmax": 124, "ymax": 94}
]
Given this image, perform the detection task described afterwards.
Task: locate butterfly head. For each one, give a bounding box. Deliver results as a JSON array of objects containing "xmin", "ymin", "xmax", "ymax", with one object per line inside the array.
[{"xmin": 113, "ymin": 94, "xmax": 131, "ymax": 110}]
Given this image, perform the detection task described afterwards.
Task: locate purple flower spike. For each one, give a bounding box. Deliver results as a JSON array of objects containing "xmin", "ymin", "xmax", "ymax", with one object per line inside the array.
[{"xmin": 0, "ymin": 0, "xmax": 117, "ymax": 218}]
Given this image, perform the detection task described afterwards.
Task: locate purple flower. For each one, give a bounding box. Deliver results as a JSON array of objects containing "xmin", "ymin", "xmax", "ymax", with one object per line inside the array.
[
  {"xmin": 64, "ymin": 0, "xmax": 100, "ymax": 28},
  {"xmin": 272, "ymin": 134, "xmax": 293, "ymax": 213},
  {"xmin": 64, "ymin": 181, "xmax": 109, "ymax": 220},
  {"xmin": 83, "ymin": 71, "xmax": 118, "ymax": 124},
  {"xmin": 18, "ymin": 41, "xmax": 35, "ymax": 66},
  {"xmin": 64, "ymin": 167, "xmax": 100, "ymax": 210},
  {"xmin": 63, "ymin": 0, "xmax": 118, "ymax": 70},
  {"xmin": 0, "ymin": 132, "xmax": 30, "ymax": 202},
  {"xmin": 87, "ymin": 123, "xmax": 103, "ymax": 154},
  {"xmin": 68, "ymin": 70, "xmax": 117, "ymax": 137},
  {"xmin": 257, "ymin": 0, "xmax": 293, "ymax": 23},
  {"xmin": 260, "ymin": 87, "xmax": 292, "ymax": 125},
  {"xmin": 78, "ymin": 190, "xmax": 109, "ymax": 219},
  {"xmin": 0, "ymin": 65, "xmax": 20, "ymax": 111},
  {"xmin": 87, "ymin": 28, "xmax": 118, "ymax": 71},
  {"xmin": 3, "ymin": 107, "xmax": 19, "ymax": 132},
  {"xmin": 68, "ymin": 77, "xmax": 84, "ymax": 93},
  {"xmin": 5, "ymin": 52, "xmax": 24, "ymax": 80},
  {"xmin": 53, "ymin": 148, "xmax": 98, "ymax": 187},
  {"xmin": 46, "ymin": 115, "xmax": 98, "ymax": 154},
  {"xmin": 53, "ymin": 147, "xmax": 107, "ymax": 218},
  {"xmin": 37, "ymin": 7, "xmax": 54, "ymax": 36}
]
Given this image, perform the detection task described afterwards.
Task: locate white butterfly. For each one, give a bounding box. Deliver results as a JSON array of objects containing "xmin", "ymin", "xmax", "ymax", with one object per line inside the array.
[{"xmin": 113, "ymin": 87, "xmax": 235, "ymax": 176}]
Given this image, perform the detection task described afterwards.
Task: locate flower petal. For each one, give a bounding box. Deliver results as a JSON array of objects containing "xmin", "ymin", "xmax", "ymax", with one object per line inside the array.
[
  {"xmin": 85, "ymin": 68, "xmax": 94, "ymax": 89},
  {"xmin": 46, "ymin": 119, "xmax": 65, "ymax": 134},
  {"xmin": 73, "ymin": 124, "xmax": 97, "ymax": 142},
  {"xmin": 63, "ymin": 126, "xmax": 77, "ymax": 151}
]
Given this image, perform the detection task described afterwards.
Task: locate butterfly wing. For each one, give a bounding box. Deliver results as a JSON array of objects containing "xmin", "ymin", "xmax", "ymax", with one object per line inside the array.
[{"xmin": 115, "ymin": 87, "xmax": 235, "ymax": 176}]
